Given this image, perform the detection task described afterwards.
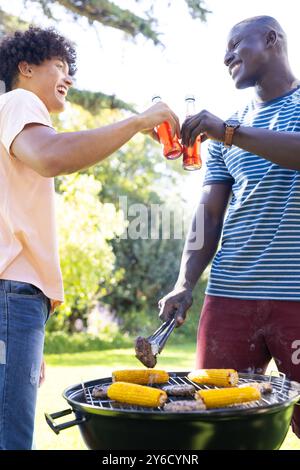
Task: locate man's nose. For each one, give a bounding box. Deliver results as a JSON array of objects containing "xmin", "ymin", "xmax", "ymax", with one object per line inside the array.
[
  {"xmin": 224, "ymin": 50, "xmax": 235, "ymax": 67},
  {"xmin": 64, "ymin": 75, "xmax": 73, "ymax": 87}
]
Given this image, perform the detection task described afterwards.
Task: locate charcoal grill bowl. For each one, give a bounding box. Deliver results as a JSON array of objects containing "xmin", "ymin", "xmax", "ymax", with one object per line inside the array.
[{"xmin": 45, "ymin": 372, "xmax": 300, "ymax": 450}]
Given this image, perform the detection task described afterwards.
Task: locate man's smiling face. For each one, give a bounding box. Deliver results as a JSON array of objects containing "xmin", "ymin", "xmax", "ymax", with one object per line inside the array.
[
  {"xmin": 17, "ymin": 57, "xmax": 73, "ymax": 113},
  {"xmin": 224, "ymin": 23, "xmax": 270, "ymax": 90}
]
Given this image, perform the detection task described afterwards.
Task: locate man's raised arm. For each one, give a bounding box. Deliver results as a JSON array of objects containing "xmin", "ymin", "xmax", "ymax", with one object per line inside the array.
[{"xmin": 11, "ymin": 101, "xmax": 180, "ymax": 177}]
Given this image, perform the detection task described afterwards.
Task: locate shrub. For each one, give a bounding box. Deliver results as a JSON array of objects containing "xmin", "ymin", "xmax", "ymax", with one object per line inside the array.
[{"xmin": 44, "ymin": 331, "xmax": 131, "ymax": 354}]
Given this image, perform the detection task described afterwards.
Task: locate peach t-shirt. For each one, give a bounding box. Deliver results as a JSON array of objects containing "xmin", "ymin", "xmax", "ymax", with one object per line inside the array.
[{"xmin": 0, "ymin": 89, "xmax": 64, "ymax": 309}]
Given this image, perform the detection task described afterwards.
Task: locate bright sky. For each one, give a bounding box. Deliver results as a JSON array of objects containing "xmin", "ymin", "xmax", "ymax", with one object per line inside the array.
[{"xmin": 3, "ymin": 0, "xmax": 300, "ymax": 206}]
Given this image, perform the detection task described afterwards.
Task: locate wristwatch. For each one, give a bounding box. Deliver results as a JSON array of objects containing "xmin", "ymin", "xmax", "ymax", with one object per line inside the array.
[{"xmin": 224, "ymin": 119, "xmax": 240, "ymax": 147}]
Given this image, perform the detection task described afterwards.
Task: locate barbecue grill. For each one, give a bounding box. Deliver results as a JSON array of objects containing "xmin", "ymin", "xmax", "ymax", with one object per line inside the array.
[{"xmin": 45, "ymin": 371, "xmax": 300, "ymax": 450}]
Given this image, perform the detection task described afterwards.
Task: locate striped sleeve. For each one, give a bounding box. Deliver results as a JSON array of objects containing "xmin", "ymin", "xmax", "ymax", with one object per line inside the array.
[{"xmin": 203, "ymin": 141, "xmax": 234, "ymax": 186}]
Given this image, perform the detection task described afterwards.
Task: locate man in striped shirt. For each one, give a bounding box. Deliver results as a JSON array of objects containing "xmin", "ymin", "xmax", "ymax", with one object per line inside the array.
[{"xmin": 159, "ymin": 16, "xmax": 300, "ymax": 437}]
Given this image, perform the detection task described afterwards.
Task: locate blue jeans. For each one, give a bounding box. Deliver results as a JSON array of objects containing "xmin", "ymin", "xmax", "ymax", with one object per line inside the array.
[{"xmin": 0, "ymin": 280, "xmax": 50, "ymax": 449}]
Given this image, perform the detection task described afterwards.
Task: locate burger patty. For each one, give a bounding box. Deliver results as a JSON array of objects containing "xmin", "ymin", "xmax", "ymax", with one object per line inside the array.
[
  {"xmin": 162, "ymin": 384, "xmax": 196, "ymax": 397},
  {"xmin": 135, "ymin": 336, "xmax": 157, "ymax": 368},
  {"xmin": 164, "ymin": 400, "xmax": 206, "ymax": 412},
  {"xmin": 92, "ymin": 384, "xmax": 109, "ymax": 399}
]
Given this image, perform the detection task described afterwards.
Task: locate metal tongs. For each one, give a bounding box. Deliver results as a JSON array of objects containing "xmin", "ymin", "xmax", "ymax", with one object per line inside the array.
[
  {"xmin": 135, "ymin": 316, "xmax": 176, "ymax": 368},
  {"xmin": 148, "ymin": 317, "xmax": 176, "ymax": 355}
]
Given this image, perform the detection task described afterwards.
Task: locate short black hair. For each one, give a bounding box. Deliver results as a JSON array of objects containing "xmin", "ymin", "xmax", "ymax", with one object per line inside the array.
[
  {"xmin": 0, "ymin": 26, "xmax": 77, "ymax": 92},
  {"xmin": 233, "ymin": 16, "xmax": 287, "ymax": 51}
]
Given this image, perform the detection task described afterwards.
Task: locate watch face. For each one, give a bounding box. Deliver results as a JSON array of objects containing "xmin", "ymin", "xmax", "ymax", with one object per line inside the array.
[{"xmin": 225, "ymin": 119, "xmax": 240, "ymax": 128}]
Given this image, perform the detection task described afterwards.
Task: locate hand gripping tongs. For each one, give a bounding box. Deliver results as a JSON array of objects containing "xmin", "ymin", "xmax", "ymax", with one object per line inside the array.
[{"xmin": 135, "ymin": 316, "xmax": 176, "ymax": 368}]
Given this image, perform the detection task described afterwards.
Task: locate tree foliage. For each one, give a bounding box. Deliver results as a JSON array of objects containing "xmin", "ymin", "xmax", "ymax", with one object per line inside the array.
[
  {"xmin": 185, "ymin": 0, "xmax": 211, "ymax": 20},
  {"xmin": 51, "ymin": 101, "xmax": 187, "ymax": 331},
  {"xmin": 83, "ymin": 131, "xmax": 187, "ymax": 320},
  {"xmin": 68, "ymin": 88, "xmax": 136, "ymax": 114},
  {"xmin": 28, "ymin": 0, "xmax": 210, "ymax": 44},
  {"xmin": 0, "ymin": 7, "xmax": 28, "ymax": 35},
  {"xmin": 52, "ymin": 172, "xmax": 125, "ymax": 331}
]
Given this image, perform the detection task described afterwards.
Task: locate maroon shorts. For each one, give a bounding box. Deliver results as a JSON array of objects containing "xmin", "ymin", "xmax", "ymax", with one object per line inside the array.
[{"xmin": 196, "ymin": 295, "xmax": 300, "ymax": 438}]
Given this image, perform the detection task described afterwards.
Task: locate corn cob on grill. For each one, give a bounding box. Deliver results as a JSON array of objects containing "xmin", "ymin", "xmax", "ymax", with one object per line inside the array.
[
  {"xmin": 107, "ymin": 381, "xmax": 168, "ymax": 407},
  {"xmin": 112, "ymin": 369, "xmax": 169, "ymax": 385},
  {"xmin": 195, "ymin": 385, "xmax": 261, "ymax": 409},
  {"xmin": 188, "ymin": 369, "xmax": 239, "ymax": 387}
]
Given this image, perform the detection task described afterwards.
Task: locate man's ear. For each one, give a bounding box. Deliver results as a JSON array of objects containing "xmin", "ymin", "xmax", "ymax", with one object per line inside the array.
[
  {"xmin": 266, "ymin": 30, "xmax": 278, "ymax": 48},
  {"xmin": 18, "ymin": 61, "xmax": 33, "ymax": 78}
]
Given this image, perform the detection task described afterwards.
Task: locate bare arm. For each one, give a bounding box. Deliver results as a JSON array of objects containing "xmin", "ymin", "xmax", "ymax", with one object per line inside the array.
[
  {"xmin": 159, "ymin": 183, "xmax": 232, "ymax": 325},
  {"xmin": 175, "ymin": 183, "xmax": 231, "ymax": 290},
  {"xmin": 11, "ymin": 101, "xmax": 180, "ymax": 177},
  {"xmin": 232, "ymin": 126, "xmax": 300, "ymax": 170},
  {"xmin": 182, "ymin": 110, "xmax": 300, "ymax": 171}
]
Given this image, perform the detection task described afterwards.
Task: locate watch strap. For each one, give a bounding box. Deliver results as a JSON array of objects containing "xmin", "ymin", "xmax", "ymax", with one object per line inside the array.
[
  {"xmin": 224, "ymin": 126, "xmax": 235, "ymax": 147},
  {"xmin": 224, "ymin": 121, "xmax": 240, "ymax": 148}
]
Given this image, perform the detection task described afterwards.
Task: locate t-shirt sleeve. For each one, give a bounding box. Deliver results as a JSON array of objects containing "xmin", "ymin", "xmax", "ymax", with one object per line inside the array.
[
  {"xmin": 202, "ymin": 140, "xmax": 234, "ymax": 186},
  {"xmin": 0, "ymin": 90, "xmax": 53, "ymax": 157}
]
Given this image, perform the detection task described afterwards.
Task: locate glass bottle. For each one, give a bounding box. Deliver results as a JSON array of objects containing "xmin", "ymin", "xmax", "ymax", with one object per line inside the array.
[
  {"xmin": 151, "ymin": 95, "xmax": 182, "ymax": 160},
  {"xmin": 183, "ymin": 95, "xmax": 202, "ymax": 171}
]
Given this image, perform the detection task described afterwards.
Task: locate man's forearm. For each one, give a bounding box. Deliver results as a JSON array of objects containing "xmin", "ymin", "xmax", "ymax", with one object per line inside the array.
[
  {"xmin": 175, "ymin": 213, "xmax": 223, "ymax": 291},
  {"xmin": 12, "ymin": 100, "xmax": 180, "ymax": 177},
  {"xmin": 49, "ymin": 115, "xmax": 142, "ymax": 175},
  {"xmin": 233, "ymin": 126, "xmax": 300, "ymax": 170}
]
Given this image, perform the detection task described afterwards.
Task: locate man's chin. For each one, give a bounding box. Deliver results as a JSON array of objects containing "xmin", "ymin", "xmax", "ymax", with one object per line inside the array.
[
  {"xmin": 51, "ymin": 100, "xmax": 66, "ymax": 113},
  {"xmin": 234, "ymin": 76, "xmax": 254, "ymax": 90}
]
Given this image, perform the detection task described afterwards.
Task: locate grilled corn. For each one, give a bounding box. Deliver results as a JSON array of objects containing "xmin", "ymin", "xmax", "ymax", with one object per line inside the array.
[
  {"xmin": 195, "ymin": 386, "xmax": 261, "ymax": 408},
  {"xmin": 188, "ymin": 369, "xmax": 239, "ymax": 387},
  {"xmin": 107, "ymin": 381, "xmax": 167, "ymax": 407},
  {"xmin": 112, "ymin": 369, "xmax": 169, "ymax": 385}
]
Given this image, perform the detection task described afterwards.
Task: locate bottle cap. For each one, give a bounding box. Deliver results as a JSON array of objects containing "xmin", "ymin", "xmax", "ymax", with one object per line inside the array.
[
  {"xmin": 185, "ymin": 94, "xmax": 195, "ymax": 102},
  {"xmin": 152, "ymin": 94, "xmax": 162, "ymax": 103}
]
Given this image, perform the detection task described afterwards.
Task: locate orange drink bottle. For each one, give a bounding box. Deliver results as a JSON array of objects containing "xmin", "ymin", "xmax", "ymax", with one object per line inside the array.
[
  {"xmin": 183, "ymin": 95, "xmax": 202, "ymax": 171},
  {"xmin": 152, "ymin": 95, "xmax": 182, "ymax": 160}
]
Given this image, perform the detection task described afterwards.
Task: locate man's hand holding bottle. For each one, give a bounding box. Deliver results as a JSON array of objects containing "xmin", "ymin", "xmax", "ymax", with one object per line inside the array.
[{"xmin": 138, "ymin": 101, "xmax": 181, "ymax": 143}]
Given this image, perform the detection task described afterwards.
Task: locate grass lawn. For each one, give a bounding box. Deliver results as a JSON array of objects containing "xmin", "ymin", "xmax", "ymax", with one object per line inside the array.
[{"xmin": 36, "ymin": 343, "xmax": 300, "ymax": 450}]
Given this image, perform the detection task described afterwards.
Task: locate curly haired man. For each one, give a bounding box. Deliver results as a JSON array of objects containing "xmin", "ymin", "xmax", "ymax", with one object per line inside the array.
[{"xmin": 0, "ymin": 26, "xmax": 180, "ymax": 449}]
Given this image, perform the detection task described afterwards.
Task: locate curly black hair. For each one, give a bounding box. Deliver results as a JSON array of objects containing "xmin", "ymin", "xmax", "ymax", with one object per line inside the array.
[{"xmin": 0, "ymin": 26, "xmax": 77, "ymax": 92}]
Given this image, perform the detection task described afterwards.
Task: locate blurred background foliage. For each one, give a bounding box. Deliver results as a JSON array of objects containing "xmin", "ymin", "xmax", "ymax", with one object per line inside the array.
[
  {"xmin": 50, "ymin": 101, "xmax": 196, "ymax": 337},
  {"xmin": 0, "ymin": 0, "xmax": 210, "ymax": 346}
]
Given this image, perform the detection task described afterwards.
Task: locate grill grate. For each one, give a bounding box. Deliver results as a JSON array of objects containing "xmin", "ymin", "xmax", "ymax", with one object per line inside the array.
[{"xmin": 68, "ymin": 372, "xmax": 299, "ymax": 414}]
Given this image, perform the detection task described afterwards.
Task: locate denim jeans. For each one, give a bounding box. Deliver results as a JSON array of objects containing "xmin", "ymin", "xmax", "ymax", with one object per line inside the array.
[{"xmin": 0, "ymin": 280, "xmax": 50, "ymax": 449}]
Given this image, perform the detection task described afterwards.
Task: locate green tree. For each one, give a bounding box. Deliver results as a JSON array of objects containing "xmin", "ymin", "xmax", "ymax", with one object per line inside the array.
[
  {"xmin": 51, "ymin": 172, "xmax": 125, "ymax": 332},
  {"xmin": 28, "ymin": 0, "xmax": 210, "ymax": 44},
  {"xmin": 53, "ymin": 102, "xmax": 188, "ymax": 332},
  {"xmin": 84, "ymin": 133, "xmax": 188, "ymax": 331}
]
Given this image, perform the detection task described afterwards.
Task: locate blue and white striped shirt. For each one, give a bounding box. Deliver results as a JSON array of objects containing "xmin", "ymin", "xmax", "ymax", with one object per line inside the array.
[{"xmin": 204, "ymin": 86, "xmax": 300, "ymax": 300}]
